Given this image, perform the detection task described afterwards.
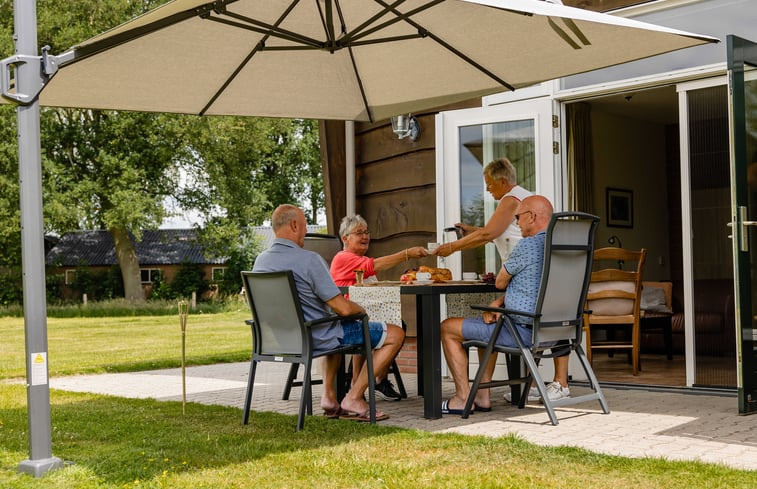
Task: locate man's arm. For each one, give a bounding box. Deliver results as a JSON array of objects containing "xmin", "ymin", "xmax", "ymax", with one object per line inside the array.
[
  {"xmin": 436, "ymin": 197, "xmax": 519, "ymax": 256},
  {"xmin": 495, "ymin": 265, "xmax": 512, "ymax": 290},
  {"xmin": 325, "ymin": 294, "xmax": 365, "ymax": 317},
  {"xmin": 482, "ymin": 294, "xmax": 505, "ymax": 324}
]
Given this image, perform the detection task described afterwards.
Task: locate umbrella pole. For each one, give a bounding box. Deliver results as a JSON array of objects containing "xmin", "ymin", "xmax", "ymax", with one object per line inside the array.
[{"xmin": 4, "ymin": 0, "xmax": 63, "ymax": 477}]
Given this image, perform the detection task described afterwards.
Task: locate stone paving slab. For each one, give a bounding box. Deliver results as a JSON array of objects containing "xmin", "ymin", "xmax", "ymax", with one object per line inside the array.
[{"xmin": 49, "ymin": 362, "xmax": 757, "ymax": 471}]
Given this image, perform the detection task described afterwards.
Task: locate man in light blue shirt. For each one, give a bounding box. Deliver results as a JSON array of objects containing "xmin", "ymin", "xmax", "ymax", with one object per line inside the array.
[
  {"xmin": 439, "ymin": 195, "xmax": 554, "ymax": 415},
  {"xmin": 253, "ymin": 204, "xmax": 404, "ymax": 421}
]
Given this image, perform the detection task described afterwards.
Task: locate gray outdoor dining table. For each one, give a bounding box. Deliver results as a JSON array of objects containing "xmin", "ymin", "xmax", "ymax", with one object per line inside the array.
[{"xmin": 349, "ymin": 281, "xmax": 505, "ymax": 419}]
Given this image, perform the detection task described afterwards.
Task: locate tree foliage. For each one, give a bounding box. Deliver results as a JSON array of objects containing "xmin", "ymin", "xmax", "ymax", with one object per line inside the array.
[{"xmin": 0, "ymin": 0, "xmax": 324, "ymax": 302}]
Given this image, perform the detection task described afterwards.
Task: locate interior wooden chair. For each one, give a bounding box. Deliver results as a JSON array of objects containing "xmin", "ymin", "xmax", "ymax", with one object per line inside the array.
[
  {"xmin": 583, "ymin": 247, "xmax": 647, "ymax": 375},
  {"xmin": 462, "ymin": 212, "xmax": 609, "ymax": 426},
  {"xmin": 241, "ymin": 270, "xmax": 377, "ymax": 431},
  {"xmin": 282, "ymin": 233, "xmax": 407, "ymax": 401}
]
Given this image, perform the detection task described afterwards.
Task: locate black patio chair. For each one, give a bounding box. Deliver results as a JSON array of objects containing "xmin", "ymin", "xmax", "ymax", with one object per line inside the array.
[
  {"xmin": 461, "ymin": 212, "xmax": 609, "ymax": 425},
  {"xmin": 241, "ymin": 270, "xmax": 377, "ymax": 431},
  {"xmin": 282, "ymin": 232, "xmax": 407, "ymax": 401}
]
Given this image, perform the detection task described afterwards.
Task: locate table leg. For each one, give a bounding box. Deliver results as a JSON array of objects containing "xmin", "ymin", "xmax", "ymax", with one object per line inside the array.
[
  {"xmin": 415, "ymin": 297, "xmax": 424, "ymax": 397},
  {"xmin": 420, "ymin": 293, "xmax": 442, "ymax": 419}
]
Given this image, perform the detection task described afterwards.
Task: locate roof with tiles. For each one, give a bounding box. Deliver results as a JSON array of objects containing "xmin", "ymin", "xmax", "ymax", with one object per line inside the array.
[
  {"xmin": 46, "ymin": 229, "xmax": 224, "ymax": 267},
  {"xmin": 45, "ymin": 225, "xmax": 326, "ymax": 267}
]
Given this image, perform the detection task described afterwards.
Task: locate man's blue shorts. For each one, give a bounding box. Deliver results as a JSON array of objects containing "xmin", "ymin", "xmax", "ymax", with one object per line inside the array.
[
  {"xmin": 462, "ymin": 317, "xmax": 533, "ymax": 348},
  {"xmin": 340, "ymin": 320, "xmax": 387, "ymax": 349}
]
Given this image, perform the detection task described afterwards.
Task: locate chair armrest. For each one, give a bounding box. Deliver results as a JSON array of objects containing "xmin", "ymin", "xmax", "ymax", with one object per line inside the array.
[
  {"xmin": 305, "ymin": 312, "xmax": 367, "ymax": 328},
  {"xmin": 470, "ymin": 304, "xmax": 540, "ymax": 319},
  {"xmin": 245, "ymin": 319, "xmax": 255, "ymax": 326}
]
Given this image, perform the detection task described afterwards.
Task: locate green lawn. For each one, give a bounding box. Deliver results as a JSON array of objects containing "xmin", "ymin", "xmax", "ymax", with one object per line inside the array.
[
  {"xmin": 1, "ymin": 383, "xmax": 756, "ymax": 489},
  {"xmin": 1, "ymin": 313, "xmax": 756, "ymax": 488},
  {"xmin": 0, "ymin": 310, "xmax": 251, "ymax": 379}
]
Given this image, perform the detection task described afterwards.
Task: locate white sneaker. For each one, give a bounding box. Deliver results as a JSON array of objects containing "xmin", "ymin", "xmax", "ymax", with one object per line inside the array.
[
  {"xmin": 504, "ymin": 386, "xmax": 540, "ymax": 403},
  {"xmin": 539, "ymin": 381, "xmax": 570, "ymax": 403}
]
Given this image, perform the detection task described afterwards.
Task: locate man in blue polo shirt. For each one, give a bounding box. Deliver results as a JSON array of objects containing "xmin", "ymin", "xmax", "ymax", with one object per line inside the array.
[
  {"xmin": 253, "ymin": 204, "xmax": 404, "ymax": 421},
  {"xmin": 439, "ymin": 195, "xmax": 554, "ymax": 415}
]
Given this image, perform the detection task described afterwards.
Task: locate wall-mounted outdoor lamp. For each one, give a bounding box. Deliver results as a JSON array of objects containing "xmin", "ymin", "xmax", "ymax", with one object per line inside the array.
[{"xmin": 390, "ymin": 114, "xmax": 421, "ymax": 141}]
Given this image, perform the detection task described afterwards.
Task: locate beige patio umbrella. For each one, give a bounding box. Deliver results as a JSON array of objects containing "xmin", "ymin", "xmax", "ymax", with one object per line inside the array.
[{"xmin": 37, "ymin": 0, "xmax": 718, "ymax": 121}]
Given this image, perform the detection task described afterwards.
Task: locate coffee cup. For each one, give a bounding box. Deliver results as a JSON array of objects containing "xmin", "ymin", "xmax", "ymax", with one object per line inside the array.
[{"xmin": 427, "ymin": 242, "xmax": 440, "ymax": 253}]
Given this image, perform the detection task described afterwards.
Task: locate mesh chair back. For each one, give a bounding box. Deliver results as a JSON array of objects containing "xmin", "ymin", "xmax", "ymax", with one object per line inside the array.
[
  {"xmin": 242, "ymin": 271, "xmax": 306, "ymax": 357},
  {"xmin": 303, "ymin": 233, "xmax": 342, "ymax": 265},
  {"xmin": 533, "ymin": 212, "xmax": 599, "ymax": 345}
]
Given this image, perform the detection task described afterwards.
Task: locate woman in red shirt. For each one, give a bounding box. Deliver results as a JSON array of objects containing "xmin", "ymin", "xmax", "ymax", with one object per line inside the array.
[
  {"xmin": 330, "ymin": 214, "xmax": 428, "ymax": 401},
  {"xmin": 330, "ymin": 215, "xmax": 428, "ymax": 286}
]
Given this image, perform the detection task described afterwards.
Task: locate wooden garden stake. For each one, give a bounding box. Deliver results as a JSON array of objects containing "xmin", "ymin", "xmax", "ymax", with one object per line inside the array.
[{"xmin": 178, "ymin": 300, "xmax": 189, "ymax": 414}]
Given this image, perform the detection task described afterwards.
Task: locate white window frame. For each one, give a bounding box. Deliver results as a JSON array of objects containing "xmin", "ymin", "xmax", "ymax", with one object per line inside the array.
[
  {"xmin": 64, "ymin": 269, "xmax": 76, "ymax": 285},
  {"xmin": 211, "ymin": 267, "xmax": 227, "ymax": 282}
]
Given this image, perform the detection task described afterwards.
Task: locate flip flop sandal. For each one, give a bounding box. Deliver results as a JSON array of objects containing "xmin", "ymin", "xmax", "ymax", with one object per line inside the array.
[
  {"xmin": 323, "ymin": 406, "xmax": 347, "ymax": 419},
  {"xmin": 339, "ymin": 410, "xmax": 389, "ymax": 422},
  {"xmin": 441, "ymin": 398, "xmax": 472, "ymax": 416},
  {"xmin": 474, "ymin": 403, "xmax": 492, "ymax": 412}
]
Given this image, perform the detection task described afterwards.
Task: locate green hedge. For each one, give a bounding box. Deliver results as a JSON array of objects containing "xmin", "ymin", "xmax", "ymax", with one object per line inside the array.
[{"xmin": 0, "ymin": 297, "xmax": 245, "ymax": 318}]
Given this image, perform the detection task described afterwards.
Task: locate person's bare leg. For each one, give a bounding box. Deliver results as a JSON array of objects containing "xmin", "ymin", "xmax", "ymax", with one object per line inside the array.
[
  {"xmin": 320, "ymin": 354, "xmax": 343, "ymax": 413},
  {"xmin": 441, "ymin": 319, "xmax": 498, "ymax": 411},
  {"xmin": 440, "ymin": 318, "xmax": 471, "ymax": 410},
  {"xmin": 554, "ymin": 355, "xmax": 569, "ymax": 387},
  {"xmin": 341, "ymin": 324, "xmax": 404, "ymax": 415},
  {"xmin": 472, "ymin": 347, "xmax": 498, "ymax": 409}
]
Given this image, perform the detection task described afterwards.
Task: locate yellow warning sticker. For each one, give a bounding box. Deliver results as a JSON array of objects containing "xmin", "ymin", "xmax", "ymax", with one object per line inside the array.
[{"xmin": 30, "ymin": 352, "xmax": 48, "ymax": 386}]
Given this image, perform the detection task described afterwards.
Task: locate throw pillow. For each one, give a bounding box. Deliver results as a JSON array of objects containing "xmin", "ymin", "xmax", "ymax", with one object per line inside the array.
[
  {"xmin": 587, "ymin": 280, "xmax": 635, "ymax": 315},
  {"xmin": 641, "ymin": 285, "xmax": 672, "ymax": 313}
]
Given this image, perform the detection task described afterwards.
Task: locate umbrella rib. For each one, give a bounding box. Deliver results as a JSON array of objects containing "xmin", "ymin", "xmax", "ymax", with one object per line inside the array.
[
  {"xmin": 350, "ymin": 33, "xmax": 425, "ymax": 47},
  {"xmin": 372, "ymin": 0, "xmax": 514, "ymax": 91},
  {"xmin": 65, "ymin": 0, "xmax": 242, "ymax": 64},
  {"xmin": 560, "ymin": 18, "xmax": 591, "ymax": 46},
  {"xmin": 347, "ymin": 46, "xmax": 373, "ymax": 122},
  {"xmin": 325, "ymin": 0, "xmax": 337, "ymax": 48},
  {"xmin": 343, "ymin": 0, "xmax": 442, "ymax": 45},
  {"xmin": 339, "ymin": 0, "xmax": 407, "ymax": 44},
  {"xmin": 547, "ymin": 18, "xmax": 582, "ymax": 50},
  {"xmin": 218, "ymin": 10, "xmax": 324, "ymax": 48},
  {"xmin": 199, "ymin": 0, "xmax": 302, "ymax": 115}
]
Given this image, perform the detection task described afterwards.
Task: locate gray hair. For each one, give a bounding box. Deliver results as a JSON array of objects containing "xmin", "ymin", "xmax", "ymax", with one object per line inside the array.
[
  {"xmin": 483, "ymin": 158, "xmax": 517, "ymax": 184},
  {"xmin": 339, "ymin": 214, "xmax": 368, "ymax": 239},
  {"xmin": 271, "ymin": 204, "xmax": 301, "ymax": 231}
]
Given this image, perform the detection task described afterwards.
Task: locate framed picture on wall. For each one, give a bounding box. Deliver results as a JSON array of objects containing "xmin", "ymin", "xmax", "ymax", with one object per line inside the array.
[{"xmin": 606, "ymin": 188, "xmax": 633, "ymax": 228}]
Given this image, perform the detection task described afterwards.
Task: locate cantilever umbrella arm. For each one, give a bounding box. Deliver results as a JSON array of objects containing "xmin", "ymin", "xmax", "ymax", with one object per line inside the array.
[{"xmin": 1, "ymin": 47, "xmax": 73, "ymax": 106}]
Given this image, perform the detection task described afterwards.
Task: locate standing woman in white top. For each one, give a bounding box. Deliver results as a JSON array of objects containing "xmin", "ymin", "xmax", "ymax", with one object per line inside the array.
[{"xmin": 435, "ymin": 158, "xmax": 531, "ymax": 260}]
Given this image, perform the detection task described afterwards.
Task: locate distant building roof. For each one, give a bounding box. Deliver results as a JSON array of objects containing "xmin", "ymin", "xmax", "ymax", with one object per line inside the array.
[
  {"xmin": 250, "ymin": 225, "xmax": 323, "ymax": 250},
  {"xmin": 46, "ymin": 226, "xmax": 328, "ymax": 268},
  {"xmin": 46, "ymin": 229, "xmax": 225, "ymax": 267}
]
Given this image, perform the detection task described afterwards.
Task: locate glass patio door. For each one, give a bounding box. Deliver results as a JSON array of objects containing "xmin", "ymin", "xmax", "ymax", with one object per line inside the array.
[
  {"xmin": 727, "ymin": 35, "xmax": 757, "ymax": 414},
  {"xmin": 435, "ymin": 98, "xmax": 559, "ymax": 281},
  {"xmin": 435, "ymin": 98, "xmax": 559, "ymax": 378}
]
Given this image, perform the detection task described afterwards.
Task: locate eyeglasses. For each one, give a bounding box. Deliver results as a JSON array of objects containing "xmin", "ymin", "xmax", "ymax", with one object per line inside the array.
[
  {"xmin": 515, "ymin": 210, "xmax": 534, "ymax": 223},
  {"xmin": 350, "ymin": 230, "xmax": 371, "ymax": 236}
]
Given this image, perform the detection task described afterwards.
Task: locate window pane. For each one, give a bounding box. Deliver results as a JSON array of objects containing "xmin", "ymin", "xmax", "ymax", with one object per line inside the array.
[{"xmin": 457, "ymin": 120, "xmax": 536, "ymax": 274}]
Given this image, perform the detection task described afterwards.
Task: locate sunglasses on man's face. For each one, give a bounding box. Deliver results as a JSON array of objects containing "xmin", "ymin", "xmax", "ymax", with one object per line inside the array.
[{"xmin": 515, "ymin": 210, "xmax": 534, "ymax": 223}]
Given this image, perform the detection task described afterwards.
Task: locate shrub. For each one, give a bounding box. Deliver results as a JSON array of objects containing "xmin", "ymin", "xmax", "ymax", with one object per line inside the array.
[
  {"xmin": 170, "ymin": 261, "xmax": 208, "ymax": 299},
  {"xmin": 217, "ymin": 230, "xmax": 263, "ymax": 296},
  {"xmin": 0, "ymin": 270, "xmax": 23, "ymax": 305}
]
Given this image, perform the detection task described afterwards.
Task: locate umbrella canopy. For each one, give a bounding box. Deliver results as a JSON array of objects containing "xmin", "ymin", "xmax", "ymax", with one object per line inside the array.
[{"xmin": 38, "ymin": 0, "xmax": 717, "ymax": 121}]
